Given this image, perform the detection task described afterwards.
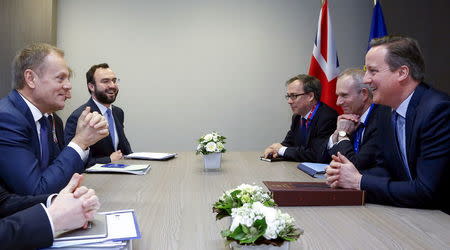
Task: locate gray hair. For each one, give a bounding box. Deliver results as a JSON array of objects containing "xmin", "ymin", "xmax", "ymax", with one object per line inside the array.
[
  {"xmin": 338, "ymin": 68, "xmax": 372, "ymax": 98},
  {"xmin": 12, "ymin": 43, "xmax": 65, "ymax": 89}
]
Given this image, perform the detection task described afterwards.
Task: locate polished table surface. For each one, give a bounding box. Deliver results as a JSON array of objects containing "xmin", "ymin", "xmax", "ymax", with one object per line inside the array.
[{"xmin": 83, "ymin": 152, "xmax": 450, "ymax": 249}]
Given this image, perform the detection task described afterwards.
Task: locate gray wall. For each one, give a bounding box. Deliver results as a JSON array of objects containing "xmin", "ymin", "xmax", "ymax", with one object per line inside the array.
[
  {"xmin": 57, "ymin": 0, "xmax": 372, "ymax": 152},
  {"xmin": 0, "ymin": 0, "xmax": 56, "ymax": 97},
  {"xmin": 382, "ymin": 0, "xmax": 450, "ymax": 94}
]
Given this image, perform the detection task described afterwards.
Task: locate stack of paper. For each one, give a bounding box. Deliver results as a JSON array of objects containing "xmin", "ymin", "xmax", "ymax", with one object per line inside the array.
[
  {"xmin": 44, "ymin": 209, "xmax": 141, "ymax": 249},
  {"xmin": 125, "ymin": 152, "xmax": 176, "ymax": 160},
  {"xmin": 85, "ymin": 164, "xmax": 151, "ymax": 175}
]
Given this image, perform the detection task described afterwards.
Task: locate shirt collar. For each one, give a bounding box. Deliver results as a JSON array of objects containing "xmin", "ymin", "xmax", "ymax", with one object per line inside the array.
[
  {"xmin": 395, "ymin": 91, "xmax": 414, "ymax": 119},
  {"xmin": 360, "ymin": 104, "xmax": 372, "ymax": 124},
  {"xmin": 92, "ymin": 98, "xmax": 111, "ymax": 115},
  {"xmin": 302, "ymin": 109, "xmax": 312, "ymax": 120},
  {"xmin": 18, "ymin": 92, "xmax": 43, "ymax": 123}
]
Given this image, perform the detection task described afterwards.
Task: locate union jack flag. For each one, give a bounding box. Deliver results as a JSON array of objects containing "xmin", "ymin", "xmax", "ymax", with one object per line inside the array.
[{"xmin": 308, "ymin": 0, "xmax": 341, "ymax": 113}]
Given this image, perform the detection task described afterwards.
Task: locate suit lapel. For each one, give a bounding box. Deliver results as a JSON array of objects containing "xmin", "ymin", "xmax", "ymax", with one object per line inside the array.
[
  {"xmin": 89, "ymin": 98, "xmax": 115, "ymax": 148},
  {"xmin": 8, "ymin": 90, "xmax": 41, "ymax": 157},
  {"xmin": 405, "ymin": 83, "xmax": 427, "ymax": 178},
  {"xmin": 306, "ymin": 103, "xmax": 321, "ymax": 145},
  {"xmin": 112, "ymin": 106, "xmax": 125, "ymax": 150}
]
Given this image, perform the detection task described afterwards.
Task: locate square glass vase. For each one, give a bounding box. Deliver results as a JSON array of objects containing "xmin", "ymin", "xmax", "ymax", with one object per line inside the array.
[{"xmin": 203, "ymin": 152, "xmax": 222, "ymax": 169}]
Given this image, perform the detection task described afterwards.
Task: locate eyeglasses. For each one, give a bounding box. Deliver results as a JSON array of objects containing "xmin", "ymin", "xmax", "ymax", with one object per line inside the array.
[{"xmin": 285, "ymin": 93, "xmax": 307, "ymax": 101}]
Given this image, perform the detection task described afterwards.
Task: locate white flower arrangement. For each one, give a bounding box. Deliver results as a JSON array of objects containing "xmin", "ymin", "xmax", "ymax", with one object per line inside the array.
[
  {"xmin": 222, "ymin": 202, "xmax": 303, "ymax": 246},
  {"xmin": 213, "ymin": 184, "xmax": 275, "ymax": 220},
  {"xmin": 196, "ymin": 132, "xmax": 226, "ymax": 155}
]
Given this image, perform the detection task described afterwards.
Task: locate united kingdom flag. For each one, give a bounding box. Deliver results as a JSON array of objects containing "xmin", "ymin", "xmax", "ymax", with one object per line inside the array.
[{"xmin": 308, "ymin": 0, "xmax": 341, "ymax": 113}]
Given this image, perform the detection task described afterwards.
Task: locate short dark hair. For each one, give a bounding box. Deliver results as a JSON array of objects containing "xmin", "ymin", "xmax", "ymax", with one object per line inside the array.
[
  {"xmin": 370, "ymin": 35, "xmax": 425, "ymax": 82},
  {"xmin": 86, "ymin": 63, "xmax": 110, "ymax": 94},
  {"xmin": 12, "ymin": 43, "xmax": 65, "ymax": 89},
  {"xmin": 286, "ymin": 74, "xmax": 321, "ymax": 101}
]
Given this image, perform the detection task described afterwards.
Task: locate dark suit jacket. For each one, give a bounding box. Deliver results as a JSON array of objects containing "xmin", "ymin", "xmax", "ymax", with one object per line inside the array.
[
  {"xmin": 281, "ymin": 102, "xmax": 337, "ymax": 162},
  {"xmin": 361, "ymin": 83, "xmax": 450, "ymax": 213},
  {"xmin": 326, "ymin": 104, "xmax": 391, "ymax": 170},
  {"xmin": 52, "ymin": 112, "xmax": 65, "ymax": 151},
  {"xmin": 0, "ymin": 185, "xmax": 53, "ymax": 250},
  {"xmin": 0, "ymin": 90, "xmax": 84, "ymax": 195},
  {"xmin": 65, "ymin": 98, "xmax": 132, "ymax": 166}
]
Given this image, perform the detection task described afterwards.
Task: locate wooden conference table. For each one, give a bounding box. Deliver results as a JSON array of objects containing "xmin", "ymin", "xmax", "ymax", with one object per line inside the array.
[{"xmin": 83, "ymin": 152, "xmax": 450, "ymax": 249}]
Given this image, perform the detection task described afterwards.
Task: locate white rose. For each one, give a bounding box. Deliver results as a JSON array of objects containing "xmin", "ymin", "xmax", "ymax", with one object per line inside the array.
[
  {"xmin": 203, "ymin": 133, "xmax": 213, "ymax": 141},
  {"xmin": 205, "ymin": 142, "xmax": 217, "ymax": 152},
  {"xmin": 216, "ymin": 142, "xmax": 224, "ymax": 151}
]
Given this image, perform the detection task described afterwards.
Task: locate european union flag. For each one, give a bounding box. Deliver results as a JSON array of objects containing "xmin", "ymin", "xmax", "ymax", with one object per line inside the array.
[{"xmin": 368, "ymin": 0, "xmax": 388, "ymax": 50}]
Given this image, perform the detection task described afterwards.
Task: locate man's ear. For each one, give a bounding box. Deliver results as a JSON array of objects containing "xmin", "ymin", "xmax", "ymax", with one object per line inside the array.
[
  {"xmin": 307, "ymin": 92, "xmax": 315, "ymax": 103},
  {"xmin": 397, "ymin": 65, "xmax": 409, "ymax": 82},
  {"xmin": 23, "ymin": 69, "xmax": 37, "ymax": 89},
  {"xmin": 88, "ymin": 82, "xmax": 95, "ymax": 92},
  {"xmin": 361, "ymin": 88, "xmax": 370, "ymax": 101}
]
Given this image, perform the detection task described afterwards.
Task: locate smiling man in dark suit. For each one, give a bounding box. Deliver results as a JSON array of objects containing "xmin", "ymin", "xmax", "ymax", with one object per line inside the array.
[
  {"xmin": 263, "ymin": 74, "xmax": 337, "ymax": 162},
  {"xmin": 0, "ymin": 43, "xmax": 109, "ymax": 195},
  {"xmin": 326, "ymin": 36, "xmax": 450, "ymax": 213},
  {"xmin": 65, "ymin": 63, "xmax": 132, "ymax": 166},
  {"xmin": 323, "ymin": 68, "xmax": 391, "ymax": 169}
]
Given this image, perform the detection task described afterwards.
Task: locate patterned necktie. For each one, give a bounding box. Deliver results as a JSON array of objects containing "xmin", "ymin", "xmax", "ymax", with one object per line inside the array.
[
  {"xmin": 38, "ymin": 116, "xmax": 49, "ymax": 169},
  {"xmin": 106, "ymin": 109, "xmax": 116, "ymax": 148},
  {"xmin": 47, "ymin": 114, "xmax": 60, "ymax": 155}
]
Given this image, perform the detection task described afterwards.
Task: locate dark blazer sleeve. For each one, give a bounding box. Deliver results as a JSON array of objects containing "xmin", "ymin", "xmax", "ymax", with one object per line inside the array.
[
  {"xmin": 0, "ymin": 185, "xmax": 49, "ymax": 218},
  {"xmin": 328, "ymin": 105, "xmax": 391, "ymax": 170},
  {"xmin": 114, "ymin": 106, "xmax": 132, "ymax": 155},
  {"xmin": 282, "ymin": 104, "xmax": 337, "ymax": 162},
  {"xmin": 0, "ymin": 204, "xmax": 53, "ymax": 249},
  {"xmin": 361, "ymin": 93, "xmax": 450, "ymax": 210},
  {"xmin": 0, "ymin": 111, "xmax": 84, "ymax": 195},
  {"xmin": 53, "ymin": 113, "xmax": 65, "ymax": 151}
]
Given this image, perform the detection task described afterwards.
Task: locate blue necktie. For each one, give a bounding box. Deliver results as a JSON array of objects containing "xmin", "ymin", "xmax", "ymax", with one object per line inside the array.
[
  {"xmin": 106, "ymin": 109, "xmax": 116, "ymax": 149},
  {"xmin": 39, "ymin": 117, "xmax": 49, "ymax": 169},
  {"xmin": 353, "ymin": 123, "xmax": 365, "ymax": 153},
  {"xmin": 392, "ymin": 111, "xmax": 412, "ymax": 180},
  {"xmin": 299, "ymin": 118, "xmax": 308, "ymax": 146}
]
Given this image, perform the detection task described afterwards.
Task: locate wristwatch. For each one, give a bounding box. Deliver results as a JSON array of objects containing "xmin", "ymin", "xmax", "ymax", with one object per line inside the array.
[{"xmin": 337, "ymin": 131, "xmax": 348, "ymax": 141}]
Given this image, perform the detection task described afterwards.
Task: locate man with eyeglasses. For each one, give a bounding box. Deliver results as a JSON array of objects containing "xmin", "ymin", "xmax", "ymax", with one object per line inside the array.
[
  {"xmin": 321, "ymin": 68, "xmax": 391, "ymax": 170},
  {"xmin": 65, "ymin": 63, "xmax": 132, "ymax": 166},
  {"xmin": 263, "ymin": 74, "xmax": 337, "ymax": 162},
  {"xmin": 326, "ymin": 36, "xmax": 449, "ymax": 213}
]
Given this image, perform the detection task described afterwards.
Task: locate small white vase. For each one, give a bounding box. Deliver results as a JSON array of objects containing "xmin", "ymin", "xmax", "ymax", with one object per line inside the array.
[
  {"xmin": 203, "ymin": 152, "xmax": 221, "ymax": 169},
  {"xmin": 230, "ymin": 241, "xmax": 290, "ymax": 250}
]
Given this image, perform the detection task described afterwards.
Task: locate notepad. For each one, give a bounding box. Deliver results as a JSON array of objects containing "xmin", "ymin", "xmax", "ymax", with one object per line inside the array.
[
  {"xmin": 125, "ymin": 152, "xmax": 177, "ymax": 160},
  {"xmin": 54, "ymin": 214, "xmax": 107, "ymax": 241},
  {"xmin": 297, "ymin": 162, "xmax": 328, "ymax": 179},
  {"xmin": 85, "ymin": 163, "xmax": 151, "ymax": 175}
]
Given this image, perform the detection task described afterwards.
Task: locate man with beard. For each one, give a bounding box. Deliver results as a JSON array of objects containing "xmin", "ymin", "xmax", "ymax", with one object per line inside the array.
[{"xmin": 65, "ymin": 63, "xmax": 132, "ymax": 166}]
